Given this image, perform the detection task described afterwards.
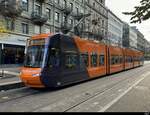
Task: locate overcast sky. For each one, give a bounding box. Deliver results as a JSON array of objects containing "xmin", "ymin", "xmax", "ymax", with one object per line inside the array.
[{"xmin": 106, "ymin": 0, "xmax": 150, "ymax": 41}]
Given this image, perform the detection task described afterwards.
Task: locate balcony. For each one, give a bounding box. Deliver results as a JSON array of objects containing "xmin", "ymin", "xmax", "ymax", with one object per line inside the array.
[
  {"xmin": 85, "ymin": 1, "xmax": 108, "ymax": 18},
  {"xmin": 60, "ymin": 23, "xmax": 73, "ymax": 34},
  {"xmin": 36, "ymin": 0, "xmax": 48, "ymax": 3},
  {"xmin": 82, "ymin": 31, "xmax": 104, "ymax": 41},
  {"xmin": 0, "ymin": 0, "xmax": 22, "ymax": 18},
  {"xmin": 61, "ymin": 5, "xmax": 73, "ymax": 15},
  {"xmin": 31, "ymin": 12, "xmax": 48, "ymax": 25},
  {"xmin": 72, "ymin": 12, "xmax": 91, "ymax": 21}
]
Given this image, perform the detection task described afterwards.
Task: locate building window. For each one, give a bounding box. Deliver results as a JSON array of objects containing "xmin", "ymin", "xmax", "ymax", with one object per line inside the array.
[
  {"xmin": 34, "ymin": 25, "xmax": 40, "ymax": 34},
  {"xmin": 63, "ymin": 15, "xmax": 67, "ymax": 23},
  {"xmin": 22, "ymin": 23, "xmax": 29, "ymax": 34},
  {"xmin": 6, "ymin": 19, "xmax": 15, "ymax": 31},
  {"xmin": 45, "ymin": 28, "xmax": 50, "ymax": 33},
  {"xmin": 55, "ymin": 12, "xmax": 60, "ymax": 23},
  {"xmin": 75, "ymin": 7, "xmax": 79, "ymax": 14},
  {"xmin": 62, "ymin": 0, "xmax": 67, "ymax": 8},
  {"xmin": 46, "ymin": 8, "xmax": 51, "ymax": 20},
  {"xmin": 35, "ymin": 4, "xmax": 41, "ymax": 15},
  {"xmin": 69, "ymin": 19, "xmax": 73, "ymax": 25},
  {"xmin": 86, "ymin": 0, "xmax": 90, "ymax": 4},
  {"xmin": 93, "ymin": 2, "xmax": 95, "ymax": 8},
  {"xmin": 70, "ymin": 3, "xmax": 73, "ymax": 11},
  {"xmin": 100, "ymin": 0, "xmax": 103, "ymax": 4},
  {"xmin": 102, "ymin": 20, "xmax": 104, "ymax": 27},
  {"xmin": 54, "ymin": 0, "xmax": 60, "ymax": 4},
  {"xmin": 22, "ymin": 0, "xmax": 28, "ymax": 11}
]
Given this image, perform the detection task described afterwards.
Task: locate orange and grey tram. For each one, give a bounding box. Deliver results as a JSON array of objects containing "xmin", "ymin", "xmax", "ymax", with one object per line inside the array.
[{"xmin": 20, "ymin": 33, "xmax": 144, "ymax": 88}]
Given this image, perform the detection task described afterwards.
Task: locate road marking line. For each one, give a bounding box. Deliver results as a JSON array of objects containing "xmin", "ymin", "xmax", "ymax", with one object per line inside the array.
[
  {"xmin": 98, "ymin": 71, "xmax": 150, "ymax": 112},
  {"xmin": 0, "ymin": 81, "xmax": 22, "ymax": 86}
]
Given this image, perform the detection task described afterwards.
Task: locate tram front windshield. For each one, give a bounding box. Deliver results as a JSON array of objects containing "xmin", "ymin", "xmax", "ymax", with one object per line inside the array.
[{"xmin": 24, "ymin": 39, "xmax": 49, "ymax": 68}]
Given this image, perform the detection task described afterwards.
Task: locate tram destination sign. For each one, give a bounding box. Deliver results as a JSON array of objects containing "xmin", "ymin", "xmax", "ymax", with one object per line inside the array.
[{"xmin": 29, "ymin": 39, "xmax": 46, "ymax": 46}]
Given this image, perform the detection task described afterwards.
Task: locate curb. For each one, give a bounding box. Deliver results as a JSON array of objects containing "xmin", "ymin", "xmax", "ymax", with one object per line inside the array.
[
  {"xmin": 0, "ymin": 81, "xmax": 25, "ymax": 91},
  {"xmin": 0, "ymin": 71, "xmax": 20, "ymax": 80},
  {"xmin": 0, "ymin": 71, "xmax": 25, "ymax": 91}
]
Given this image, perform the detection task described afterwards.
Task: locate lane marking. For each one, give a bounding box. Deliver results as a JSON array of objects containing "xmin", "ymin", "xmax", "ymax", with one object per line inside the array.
[
  {"xmin": 98, "ymin": 71, "xmax": 150, "ymax": 112},
  {"xmin": 0, "ymin": 81, "xmax": 22, "ymax": 86}
]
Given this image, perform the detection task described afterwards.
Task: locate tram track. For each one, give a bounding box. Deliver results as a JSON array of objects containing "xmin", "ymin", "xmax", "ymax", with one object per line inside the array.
[
  {"xmin": 65, "ymin": 69, "xmax": 150, "ymax": 112},
  {"xmin": 33, "ymin": 65, "xmax": 150, "ymax": 112},
  {"xmin": 0, "ymin": 64, "xmax": 149, "ymax": 112},
  {"xmin": 0, "ymin": 87, "xmax": 49, "ymax": 104}
]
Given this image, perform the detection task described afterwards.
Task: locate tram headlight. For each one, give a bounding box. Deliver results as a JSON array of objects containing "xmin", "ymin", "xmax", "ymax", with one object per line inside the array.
[{"xmin": 32, "ymin": 73, "xmax": 41, "ymax": 77}]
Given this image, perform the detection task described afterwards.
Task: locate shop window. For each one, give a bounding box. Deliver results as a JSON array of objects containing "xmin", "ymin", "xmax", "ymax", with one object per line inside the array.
[
  {"xmin": 91, "ymin": 53, "xmax": 97, "ymax": 67},
  {"xmin": 99, "ymin": 55, "xmax": 105, "ymax": 66},
  {"xmin": 3, "ymin": 45, "xmax": 24, "ymax": 64},
  {"xmin": 65, "ymin": 53, "xmax": 78, "ymax": 69}
]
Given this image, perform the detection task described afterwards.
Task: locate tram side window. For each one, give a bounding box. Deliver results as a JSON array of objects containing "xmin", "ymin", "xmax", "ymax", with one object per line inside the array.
[
  {"xmin": 65, "ymin": 53, "xmax": 78, "ymax": 69},
  {"xmin": 91, "ymin": 53, "xmax": 97, "ymax": 67},
  {"xmin": 99, "ymin": 55, "xmax": 105, "ymax": 66},
  {"xmin": 134, "ymin": 57, "xmax": 136, "ymax": 62},
  {"xmin": 111, "ymin": 55, "xmax": 120, "ymax": 65},
  {"xmin": 119, "ymin": 56, "xmax": 123, "ymax": 64},
  {"xmin": 81, "ymin": 53, "xmax": 89, "ymax": 67},
  {"xmin": 47, "ymin": 48, "xmax": 60, "ymax": 68},
  {"xmin": 111, "ymin": 56, "xmax": 115, "ymax": 65},
  {"xmin": 115, "ymin": 56, "xmax": 119, "ymax": 64},
  {"xmin": 125, "ymin": 56, "xmax": 128, "ymax": 63},
  {"xmin": 130, "ymin": 57, "xmax": 133, "ymax": 63}
]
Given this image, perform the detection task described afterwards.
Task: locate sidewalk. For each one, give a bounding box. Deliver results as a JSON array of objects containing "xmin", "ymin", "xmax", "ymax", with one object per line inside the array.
[
  {"xmin": 144, "ymin": 61, "xmax": 150, "ymax": 65},
  {"xmin": 0, "ymin": 66, "xmax": 24, "ymax": 91},
  {"xmin": 0, "ymin": 67, "xmax": 20, "ymax": 78}
]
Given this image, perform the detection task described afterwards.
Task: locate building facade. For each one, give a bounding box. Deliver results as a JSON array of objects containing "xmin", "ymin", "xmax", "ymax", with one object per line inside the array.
[
  {"xmin": 132, "ymin": 27, "xmax": 145, "ymax": 52},
  {"xmin": 129, "ymin": 27, "xmax": 137, "ymax": 50},
  {"xmin": 0, "ymin": 0, "xmax": 108, "ymax": 65},
  {"xmin": 122, "ymin": 22, "xmax": 130, "ymax": 48},
  {"xmin": 144, "ymin": 40, "xmax": 150, "ymax": 60},
  {"xmin": 108, "ymin": 9, "xmax": 123, "ymax": 47},
  {"xmin": 122, "ymin": 23, "xmax": 138, "ymax": 50}
]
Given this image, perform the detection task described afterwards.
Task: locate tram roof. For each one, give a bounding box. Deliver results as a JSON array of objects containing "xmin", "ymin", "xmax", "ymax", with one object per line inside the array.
[{"xmin": 32, "ymin": 33, "xmax": 54, "ymax": 40}]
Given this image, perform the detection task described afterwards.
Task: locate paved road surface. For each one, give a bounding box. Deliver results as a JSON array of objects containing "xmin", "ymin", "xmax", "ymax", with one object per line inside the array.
[{"xmin": 0, "ymin": 64, "xmax": 149, "ymax": 112}]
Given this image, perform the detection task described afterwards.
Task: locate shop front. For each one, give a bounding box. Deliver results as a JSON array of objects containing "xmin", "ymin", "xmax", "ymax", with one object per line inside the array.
[
  {"xmin": 1, "ymin": 44, "xmax": 25, "ymax": 64},
  {"xmin": 0, "ymin": 34, "xmax": 28, "ymax": 65}
]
